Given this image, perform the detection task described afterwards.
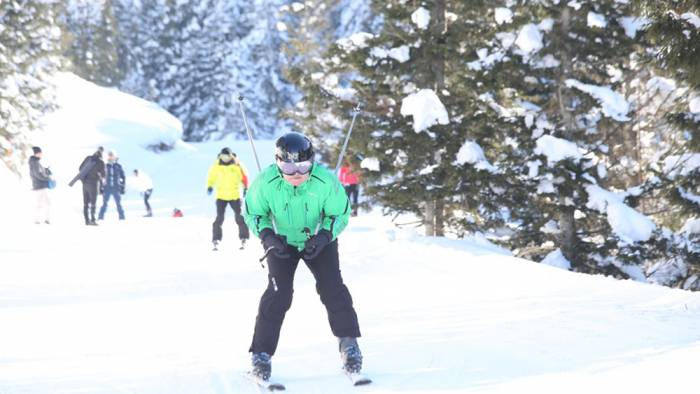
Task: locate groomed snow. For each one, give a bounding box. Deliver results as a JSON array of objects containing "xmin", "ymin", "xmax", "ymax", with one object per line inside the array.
[{"xmin": 400, "ymin": 89, "xmax": 450, "ymax": 133}]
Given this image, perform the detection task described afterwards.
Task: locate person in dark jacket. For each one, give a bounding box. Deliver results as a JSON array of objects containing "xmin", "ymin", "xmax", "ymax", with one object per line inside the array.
[
  {"xmin": 78, "ymin": 147, "xmax": 105, "ymax": 225},
  {"xmin": 98, "ymin": 150, "xmax": 126, "ymax": 221},
  {"xmin": 28, "ymin": 146, "xmax": 52, "ymax": 224}
]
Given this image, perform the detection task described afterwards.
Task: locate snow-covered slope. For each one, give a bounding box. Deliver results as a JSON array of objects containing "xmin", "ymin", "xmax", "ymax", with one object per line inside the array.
[
  {"xmin": 2, "ymin": 73, "xmax": 275, "ymax": 225},
  {"xmin": 1, "ymin": 213, "xmax": 700, "ymax": 393},
  {"xmin": 2, "ymin": 74, "xmax": 700, "ymax": 394}
]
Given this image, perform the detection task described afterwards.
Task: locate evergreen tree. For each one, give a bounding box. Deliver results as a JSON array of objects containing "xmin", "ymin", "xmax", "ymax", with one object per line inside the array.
[
  {"xmin": 62, "ymin": 0, "xmax": 123, "ymax": 86},
  {"xmin": 0, "ymin": 0, "xmax": 63, "ymax": 173}
]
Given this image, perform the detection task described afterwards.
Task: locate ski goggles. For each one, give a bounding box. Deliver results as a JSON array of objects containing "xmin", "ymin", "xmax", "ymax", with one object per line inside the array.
[
  {"xmin": 276, "ymin": 160, "xmax": 313, "ymax": 175},
  {"xmin": 219, "ymin": 153, "xmax": 235, "ymax": 162}
]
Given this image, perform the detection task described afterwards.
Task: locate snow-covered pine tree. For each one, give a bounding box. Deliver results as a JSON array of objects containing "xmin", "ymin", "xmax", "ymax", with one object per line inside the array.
[
  {"xmin": 62, "ymin": 0, "xmax": 123, "ymax": 87},
  {"xmin": 0, "ymin": 0, "xmax": 63, "ymax": 173},
  {"xmin": 112, "ymin": 0, "xmax": 296, "ymax": 141},
  {"xmin": 294, "ymin": 1, "xmax": 518, "ymax": 237},
  {"xmin": 632, "ymin": 0, "xmax": 700, "ymax": 288},
  {"xmin": 472, "ymin": 1, "xmax": 661, "ymax": 277}
]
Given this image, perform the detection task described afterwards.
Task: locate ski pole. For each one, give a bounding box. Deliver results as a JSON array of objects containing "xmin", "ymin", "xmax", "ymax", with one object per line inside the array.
[
  {"xmin": 334, "ymin": 104, "xmax": 361, "ymax": 175},
  {"xmin": 238, "ymin": 95, "xmax": 262, "ymax": 172}
]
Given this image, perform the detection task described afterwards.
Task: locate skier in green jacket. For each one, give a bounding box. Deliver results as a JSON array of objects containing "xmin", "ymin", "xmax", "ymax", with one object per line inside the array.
[{"xmin": 244, "ymin": 132, "xmax": 363, "ymax": 382}]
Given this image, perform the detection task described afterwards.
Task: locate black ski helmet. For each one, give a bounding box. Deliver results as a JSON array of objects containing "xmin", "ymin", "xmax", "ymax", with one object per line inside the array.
[
  {"xmin": 220, "ymin": 147, "xmax": 235, "ymax": 156},
  {"xmin": 275, "ymin": 132, "xmax": 314, "ymax": 163}
]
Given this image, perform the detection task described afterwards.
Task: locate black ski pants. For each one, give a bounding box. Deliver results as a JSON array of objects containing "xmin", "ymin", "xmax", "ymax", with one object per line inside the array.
[
  {"xmin": 344, "ymin": 184, "xmax": 359, "ymax": 209},
  {"xmin": 82, "ymin": 181, "xmax": 98, "ymax": 223},
  {"xmin": 144, "ymin": 189, "xmax": 153, "ymax": 214},
  {"xmin": 249, "ymin": 240, "xmax": 361, "ymax": 355},
  {"xmin": 212, "ymin": 199, "xmax": 249, "ymax": 242}
]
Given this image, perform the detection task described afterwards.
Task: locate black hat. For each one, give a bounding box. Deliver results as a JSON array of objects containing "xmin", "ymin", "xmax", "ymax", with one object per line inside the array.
[
  {"xmin": 220, "ymin": 147, "xmax": 234, "ymax": 156},
  {"xmin": 32, "ymin": 146, "xmax": 42, "ymax": 154},
  {"xmin": 275, "ymin": 132, "xmax": 314, "ymax": 162}
]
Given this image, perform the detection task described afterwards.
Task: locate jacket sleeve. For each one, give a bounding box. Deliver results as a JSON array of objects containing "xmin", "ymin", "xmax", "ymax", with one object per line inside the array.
[
  {"xmin": 206, "ymin": 164, "xmax": 217, "ymax": 188},
  {"xmin": 241, "ymin": 167, "xmax": 249, "ymax": 188},
  {"xmin": 97, "ymin": 160, "xmax": 105, "ymax": 178},
  {"xmin": 321, "ymin": 177, "xmax": 351, "ymax": 240},
  {"xmin": 244, "ymin": 176, "xmax": 274, "ymax": 237},
  {"xmin": 30, "ymin": 160, "xmax": 50, "ymax": 182},
  {"xmin": 119, "ymin": 165, "xmax": 126, "ymax": 185}
]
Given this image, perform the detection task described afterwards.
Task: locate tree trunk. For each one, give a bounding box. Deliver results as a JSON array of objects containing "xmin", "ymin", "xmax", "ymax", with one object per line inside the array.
[
  {"xmin": 555, "ymin": 8, "xmax": 578, "ymax": 267},
  {"xmin": 423, "ymin": 0, "xmax": 446, "ymax": 237},
  {"xmin": 425, "ymin": 200, "xmax": 435, "ymax": 236}
]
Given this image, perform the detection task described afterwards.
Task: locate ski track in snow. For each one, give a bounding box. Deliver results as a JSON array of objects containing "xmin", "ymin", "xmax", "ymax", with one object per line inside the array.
[{"xmin": 2, "ymin": 212, "xmax": 700, "ymax": 393}]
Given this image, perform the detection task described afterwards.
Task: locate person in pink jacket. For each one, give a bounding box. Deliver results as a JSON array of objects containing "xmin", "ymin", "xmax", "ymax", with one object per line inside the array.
[{"xmin": 338, "ymin": 158, "xmax": 361, "ymax": 216}]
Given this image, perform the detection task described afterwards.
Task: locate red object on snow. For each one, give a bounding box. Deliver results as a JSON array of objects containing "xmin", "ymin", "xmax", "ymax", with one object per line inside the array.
[
  {"xmin": 172, "ymin": 208, "xmax": 184, "ymax": 218},
  {"xmin": 339, "ymin": 166, "xmax": 360, "ymax": 186}
]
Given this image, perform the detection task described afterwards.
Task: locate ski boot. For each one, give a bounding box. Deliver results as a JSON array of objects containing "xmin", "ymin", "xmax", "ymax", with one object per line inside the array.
[
  {"xmin": 339, "ymin": 337, "xmax": 363, "ymax": 374},
  {"xmin": 251, "ymin": 352, "xmax": 272, "ymax": 381}
]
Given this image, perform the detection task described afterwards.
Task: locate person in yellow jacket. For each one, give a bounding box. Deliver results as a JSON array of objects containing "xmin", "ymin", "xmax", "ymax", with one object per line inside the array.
[{"xmin": 207, "ymin": 147, "xmax": 250, "ymax": 250}]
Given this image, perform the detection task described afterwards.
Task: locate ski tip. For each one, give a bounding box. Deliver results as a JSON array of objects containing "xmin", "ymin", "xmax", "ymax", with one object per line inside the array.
[{"xmin": 353, "ymin": 378, "xmax": 372, "ymax": 386}]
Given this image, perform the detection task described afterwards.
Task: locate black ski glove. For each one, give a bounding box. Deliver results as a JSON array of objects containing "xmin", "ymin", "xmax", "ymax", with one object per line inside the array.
[
  {"xmin": 207, "ymin": 187, "xmax": 213, "ymax": 195},
  {"xmin": 119, "ymin": 186, "xmax": 125, "ymax": 195},
  {"xmin": 243, "ymin": 188, "xmax": 248, "ymax": 197},
  {"xmin": 260, "ymin": 228, "xmax": 290, "ymax": 259},
  {"xmin": 302, "ymin": 230, "xmax": 332, "ymax": 260}
]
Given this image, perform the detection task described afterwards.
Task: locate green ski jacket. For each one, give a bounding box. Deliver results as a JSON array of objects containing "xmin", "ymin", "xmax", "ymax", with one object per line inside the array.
[{"xmin": 244, "ymin": 163, "xmax": 351, "ymax": 250}]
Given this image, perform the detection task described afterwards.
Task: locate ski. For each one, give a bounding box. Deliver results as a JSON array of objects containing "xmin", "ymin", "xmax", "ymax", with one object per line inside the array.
[
  {"xmin": 244, "ymin": 372, "xmax": 286, "ymax": 391},
  {"xmin": 345, "ymin": 371, "xmax": 372, "ymax": 386}
]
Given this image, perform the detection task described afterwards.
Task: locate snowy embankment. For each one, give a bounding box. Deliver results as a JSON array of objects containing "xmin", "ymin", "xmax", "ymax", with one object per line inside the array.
[
  {"xmin": 2, "ymin": 73, "xmax": 700, "ymax": 393},
  {"xmin": 1, "ymin": 73, "xmax": 275, "ymax": 225}
]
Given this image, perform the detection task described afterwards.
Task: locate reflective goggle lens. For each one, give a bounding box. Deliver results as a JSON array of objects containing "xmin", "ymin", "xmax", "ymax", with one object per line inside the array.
[{"xmin": 277, "ymin": 160, "xmax": 313, "ymax": 175}]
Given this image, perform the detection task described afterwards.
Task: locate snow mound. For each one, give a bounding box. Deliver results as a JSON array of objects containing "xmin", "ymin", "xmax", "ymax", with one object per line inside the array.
[
  {"xmin": 411, "ymin": 7, "xmax": 430, "ymax": 30},
  {"xmin": 565, "ymin": 79, "xmax": 630, "ymax": 121},
  {"xmin": 535, "ymin": 135, "xmax": 583, "ymax": 164},
  {"xmin": 541, "ymin": 249, "xmax": 572, "ymax": 270},
  {"xmin": 400, "ymin": 89, "xmax": 450, "ymax": 133},
  {"xmin": 585, "ymin": 184, "xmax": 656, "ymax": 243},
  {"xmin": 44, "ymin": 73, "xmax": 182, "ymax": 149},
  {"xmin": 454, "ymin": 140, "xmax": 497, "ymax": 172}
]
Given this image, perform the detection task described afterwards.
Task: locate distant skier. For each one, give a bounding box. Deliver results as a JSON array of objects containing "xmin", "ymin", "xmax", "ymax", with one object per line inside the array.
[
  {"xmin": 98, "ymin": 150, "xmax": 126, "ymax": 221},
  {"xmin": 75, "ymin": 147, "xmax": 105, "ymax": 226},
  {"xmin": 28, "ymin": 146, "xmax": 53, "ymax": 224},
  {"xmin": 130, "ymin": 169, "xmax": 154, "ymax": 217},
  {"xmin": 244, "ymin": 132, "xmax": 364, "ymax": 383},
  {"xmin": 339, "ymin": 158, "xmax": 361, "ymax": 216},
  {"xmin": 207, "ymin": 147, "xmax": 250, "ymax": 250}
]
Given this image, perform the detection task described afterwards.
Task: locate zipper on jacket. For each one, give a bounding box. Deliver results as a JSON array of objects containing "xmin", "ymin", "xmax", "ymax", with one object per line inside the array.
[{"xmin": 285, "ymin": 203, "xmax": 291, "ymax": 226}]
